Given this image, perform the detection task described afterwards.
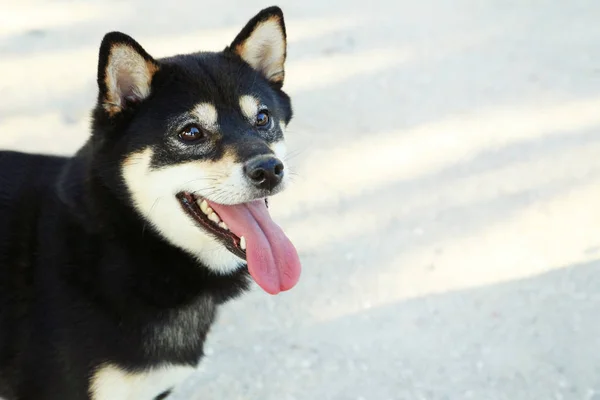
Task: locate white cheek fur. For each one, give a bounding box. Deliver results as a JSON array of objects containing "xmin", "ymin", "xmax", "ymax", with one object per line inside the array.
[
  {"xmin": 270, "ymin": 140, "xmax": 289, "ymax": 189},
  {"xmin": 121, "ymin": 148, "xmax": 244, "ymax": 274}
]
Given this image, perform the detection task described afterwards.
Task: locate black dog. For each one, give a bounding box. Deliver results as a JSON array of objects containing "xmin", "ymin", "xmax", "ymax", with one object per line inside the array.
[{"xmin": 0, "ymin": 6, "xmax": 301, "ymax": 399}]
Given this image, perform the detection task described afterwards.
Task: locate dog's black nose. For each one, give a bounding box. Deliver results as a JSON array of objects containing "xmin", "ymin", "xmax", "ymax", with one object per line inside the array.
[{"xmin": 244, "ymin": 156, "xmax": 284, "ymax": 191}]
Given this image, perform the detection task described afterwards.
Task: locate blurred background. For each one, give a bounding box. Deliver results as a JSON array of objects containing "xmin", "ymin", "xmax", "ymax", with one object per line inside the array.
[{"xmin": 2, "ymin": 1, "xmax": 600, "ymax": 399}]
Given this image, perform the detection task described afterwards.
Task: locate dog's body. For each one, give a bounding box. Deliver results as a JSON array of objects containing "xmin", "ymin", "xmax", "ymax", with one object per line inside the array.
[
  {"xmin": 0, "ymin": 7, "xmax": 300, "ymax": 400},
  {"xmin": 0, "ymin": 150, "xmax": 247, "ymax": 399}
]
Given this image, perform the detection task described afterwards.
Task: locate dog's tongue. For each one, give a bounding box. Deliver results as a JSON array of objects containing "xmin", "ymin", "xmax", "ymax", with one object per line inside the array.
[{"xmin": 206, "ymin": 200, "xmax": 301, "ymax": 294}]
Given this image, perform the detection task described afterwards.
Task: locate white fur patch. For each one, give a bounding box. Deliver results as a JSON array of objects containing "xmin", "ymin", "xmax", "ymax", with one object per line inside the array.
[
  {"xmin": 104, "ymin": 45, "xmax": 156, "ymax": 114},
  {"xmin": 270, "ymin": 140, "xmax": 289, "ymax": 191},
  {"xmin": 270, "ymin": 140, "xmax": 287, "ymax": 161},
  {"xmin": 122, "ymin": 148, "xmax": 260, "ymax": 274},
  {"xmin": 90, "ymin": 363, "xmax": 195, "ymax": 400},
  {"xmin": 239, "ymin": 95, "xmax": 259, "ymax": 121},
  {"xmin": 236, "ymin": 17, "xmax": 286, "ymax": 82},
  {"xmin": 191, "ymin": 103, "xmax": 219, "ymax": 130}
]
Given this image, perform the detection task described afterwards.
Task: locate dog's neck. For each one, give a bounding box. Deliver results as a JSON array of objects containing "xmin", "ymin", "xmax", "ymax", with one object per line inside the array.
[{"xmin": 55, "ymin": 140, "xmax": 138, "ymax": 233}]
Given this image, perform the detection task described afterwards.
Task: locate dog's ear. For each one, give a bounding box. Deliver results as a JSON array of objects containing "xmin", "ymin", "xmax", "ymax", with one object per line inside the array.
[
  {"xmin": 97, "ymin": 32, "xmax": 159, "ymax": 116},
  {"xmin": 227, "ymin": 6, "xmax": 287, "ymax": 87}
]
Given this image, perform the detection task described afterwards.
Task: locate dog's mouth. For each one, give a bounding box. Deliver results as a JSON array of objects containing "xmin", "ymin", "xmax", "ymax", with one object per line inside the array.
[
  {"xmin": 176, "ymin": 192, "xmax": 247, "ymax": 259},
  {"xmin": 176, "ymin": 192, "xmax": 301, "ymax": 294}
]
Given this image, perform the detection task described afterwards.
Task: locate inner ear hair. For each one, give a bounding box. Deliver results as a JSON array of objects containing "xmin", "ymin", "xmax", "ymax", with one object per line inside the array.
[
  {"xmin": 228, "ymin": 7, "xmax": 287, "ymax": 86},
  {"xmin": 97, "ymin": 32, "xmax": 159, "ymax": 116}
]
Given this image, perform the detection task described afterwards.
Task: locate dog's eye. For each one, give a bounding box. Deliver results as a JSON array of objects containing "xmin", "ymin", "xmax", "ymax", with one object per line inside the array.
[
  {"xmin": 256, "ymin": 110, "xmax": 270, "ymax": 127},
  {"xmin": 179, "ymin": 125, "xmax": 206, "ymax": 142}
]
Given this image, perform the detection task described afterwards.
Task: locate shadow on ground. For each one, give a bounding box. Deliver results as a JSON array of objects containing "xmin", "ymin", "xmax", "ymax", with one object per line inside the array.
[{"xmin": 175, "ymin": 260, "xmax": 600, "ymax": 400}]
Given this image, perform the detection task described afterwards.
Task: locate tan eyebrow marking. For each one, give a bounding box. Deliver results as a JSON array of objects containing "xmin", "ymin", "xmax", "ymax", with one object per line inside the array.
[
  {"xmin": 191, "ymin": 103, "xmax": 218, "ymax": 129},
  {"xmin": 239, "ymin": 95, "xmax": 259, "ymax": 121}
]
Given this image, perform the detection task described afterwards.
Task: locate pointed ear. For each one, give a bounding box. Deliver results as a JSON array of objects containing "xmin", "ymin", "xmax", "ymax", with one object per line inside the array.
[
  {"xmin": 97, "ymin": 32, "xmax": 159, "ymax": 116},
  {"xmin": 227, "ymin": 6, "xmax": 287, "ymax": 87}
]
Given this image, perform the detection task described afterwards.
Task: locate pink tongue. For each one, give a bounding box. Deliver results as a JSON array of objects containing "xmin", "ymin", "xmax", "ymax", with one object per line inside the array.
[{"xmin": 206, "ymin": 200, "xmax": 301, "ymax": 294}]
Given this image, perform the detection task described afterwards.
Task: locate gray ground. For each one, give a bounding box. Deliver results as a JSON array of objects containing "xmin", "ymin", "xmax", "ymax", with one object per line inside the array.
[{"xmin": 2, "ymin": 1, "xmax": 600, "ymax": 399}]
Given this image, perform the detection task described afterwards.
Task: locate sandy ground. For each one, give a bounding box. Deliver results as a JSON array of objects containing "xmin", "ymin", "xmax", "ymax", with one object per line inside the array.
[{"xmin": 2, "ymin": 1, "xmax": 600, "ymax": 399}]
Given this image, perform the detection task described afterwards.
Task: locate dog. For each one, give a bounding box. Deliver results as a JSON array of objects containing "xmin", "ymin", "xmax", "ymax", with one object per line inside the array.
[{"xmin": 0, "ymin": 6, "xmax": 301, "ymax": 400}]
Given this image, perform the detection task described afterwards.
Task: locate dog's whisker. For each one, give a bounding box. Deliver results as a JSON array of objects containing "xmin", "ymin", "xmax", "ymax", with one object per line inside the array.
[{"xmin": 142, "ymin": 197, "xmax": 163, "ymax": 236}]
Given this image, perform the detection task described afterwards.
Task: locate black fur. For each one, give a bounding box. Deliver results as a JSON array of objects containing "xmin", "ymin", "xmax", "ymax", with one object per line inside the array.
[{"xmin": 0, "ymin": 6, "xmax": 292, "ymax": 400}]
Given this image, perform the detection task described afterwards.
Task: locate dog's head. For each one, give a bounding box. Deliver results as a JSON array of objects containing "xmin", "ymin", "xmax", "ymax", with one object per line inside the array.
[{"xmin": 91, "ymin": 7, "xmax": 300, "ymax": 294}]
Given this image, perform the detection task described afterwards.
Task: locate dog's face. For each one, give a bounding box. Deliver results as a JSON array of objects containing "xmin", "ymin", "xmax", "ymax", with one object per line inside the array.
[{"xmin": 91, "ymin": 7, "xmax": 301, "ymax": 294}]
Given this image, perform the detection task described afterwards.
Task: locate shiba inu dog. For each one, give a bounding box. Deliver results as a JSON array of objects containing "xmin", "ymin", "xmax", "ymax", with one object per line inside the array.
[{"xmin": 0, "ymin": 6, "xmax": 301, "ymax": 400}]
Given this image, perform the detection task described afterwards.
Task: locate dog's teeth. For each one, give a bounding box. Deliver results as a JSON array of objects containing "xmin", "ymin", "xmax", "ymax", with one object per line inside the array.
[
  {"xmin": 240, "ymin": 236, "xmax": 246, "ymax": 250},
  {"xmin": 200, "ymin": 200, "xmax": 209, "ymax": 214},
  {"xmin": 208, "ymin": 212, "xmax": 221, "ymax": 224},
  {"xmin": 219, "ymin": 222, "xmax": 228, "ymax": 230},
  {"xmin": 206, "ymin": 206, "xmax": 213, "ymax": 215}
]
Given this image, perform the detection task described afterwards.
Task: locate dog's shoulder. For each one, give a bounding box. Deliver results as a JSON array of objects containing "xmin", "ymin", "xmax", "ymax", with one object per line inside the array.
[
  {"xmin": 0, "ymin": 150, "xmax": 68, "ymax": 258},
  {"xmin": 0, "ymin": 150, "xmax": 68, "ymax": 201}
]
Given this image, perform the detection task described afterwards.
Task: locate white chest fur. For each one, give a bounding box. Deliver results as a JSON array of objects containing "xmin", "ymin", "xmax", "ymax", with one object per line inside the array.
[{"xmin": 89, "ymin": 363, "xmax": 196, "ymax": 400}]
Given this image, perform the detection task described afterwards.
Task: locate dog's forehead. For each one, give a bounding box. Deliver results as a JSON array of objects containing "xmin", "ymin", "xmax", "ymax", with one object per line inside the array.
[
  {"xmin": 159, "ymin": 53, "xmax": 271, "ymax": 106},
  {"xmin": 130, "ymin": 52, "xmax": 291, "ymax": 144}
]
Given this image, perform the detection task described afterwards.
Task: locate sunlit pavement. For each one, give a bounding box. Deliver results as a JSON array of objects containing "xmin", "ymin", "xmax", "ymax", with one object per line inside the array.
[{"xmin": 2, "ymin": 1, "xmax": 600, "ymax": 399}]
